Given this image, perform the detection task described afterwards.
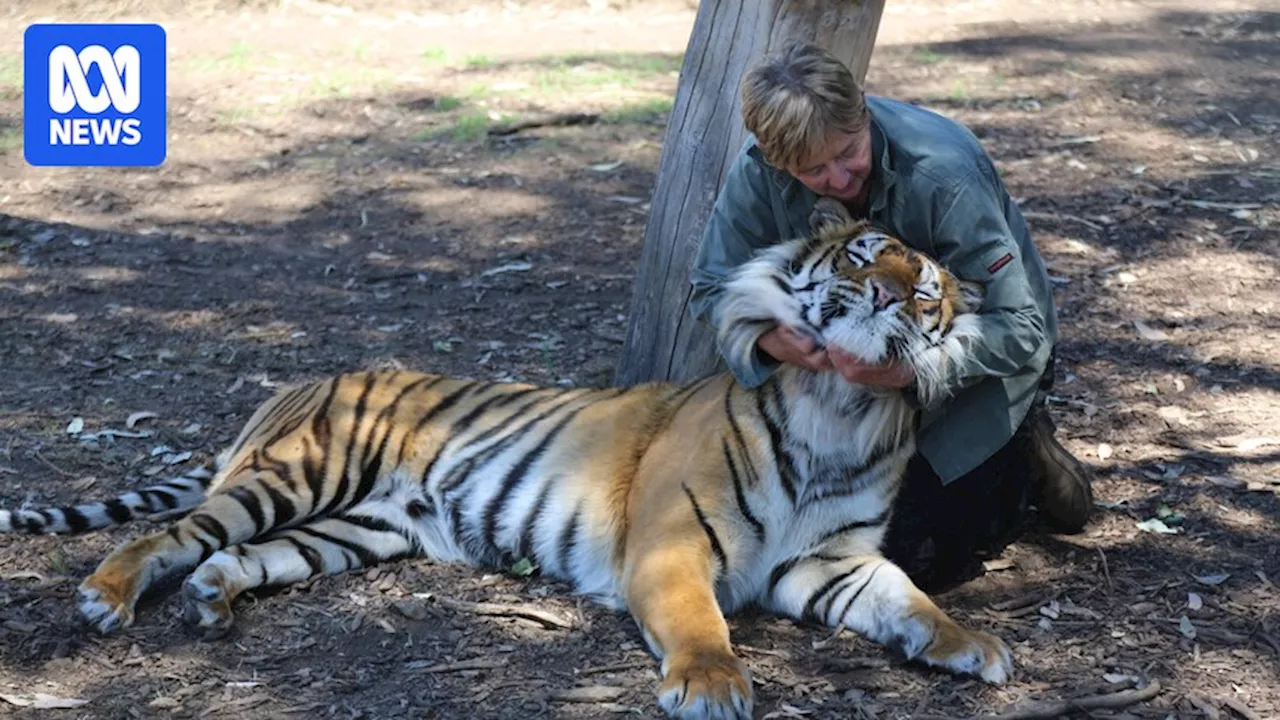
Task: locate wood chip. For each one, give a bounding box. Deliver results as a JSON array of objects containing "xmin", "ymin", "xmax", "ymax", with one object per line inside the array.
[{"xmin": 550, "ymin": 686, "xmax": 627, "ymax": 703}]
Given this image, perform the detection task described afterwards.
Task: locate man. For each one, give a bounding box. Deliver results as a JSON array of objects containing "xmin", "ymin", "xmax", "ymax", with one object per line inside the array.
[{"xmin": 690, "ymin": 43, "xmax": 1093, "ymax": 592}]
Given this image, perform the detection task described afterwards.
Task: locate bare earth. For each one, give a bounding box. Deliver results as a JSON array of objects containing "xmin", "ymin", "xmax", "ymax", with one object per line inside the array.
[{"xmin": 1, "ymin": 1, "xmax": 1278, "ymax": 718}]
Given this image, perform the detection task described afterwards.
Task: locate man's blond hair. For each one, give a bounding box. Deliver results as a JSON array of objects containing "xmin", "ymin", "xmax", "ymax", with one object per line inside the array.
[{"xmin": 740, "ymin": 43, "xmax": 869, "ymax": 172}]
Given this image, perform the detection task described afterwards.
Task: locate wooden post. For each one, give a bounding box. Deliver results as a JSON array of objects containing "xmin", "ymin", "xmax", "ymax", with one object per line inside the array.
[{"xmin": 614, "ymin": 0, "xmax": 886, "ymax": 386}]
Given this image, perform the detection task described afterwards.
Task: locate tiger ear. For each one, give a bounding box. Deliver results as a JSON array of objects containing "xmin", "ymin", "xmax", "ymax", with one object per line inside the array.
[{"xmin": 957, "ymin": 280, "xmax": 985, "ymax": 313}]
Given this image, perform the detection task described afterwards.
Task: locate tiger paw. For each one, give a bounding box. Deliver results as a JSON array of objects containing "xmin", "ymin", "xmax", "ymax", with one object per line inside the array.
[
  {"xmin": 919, "ymin": 621, "xmax": 1013, "ymax": 684},
  {"xmin": 181, "ymin": 571, "xmax": 235, "ymax": 639},
  {"xmin": 77, "ymin": 576, "xmax": 136, "ymax": 635},
  {"xmin": 809, "ymin": 196, "xmax": 854, "ymax": 234},
  {"xmin": 658, "ymin": 650, "xmax": 753, "ymax": 720}
]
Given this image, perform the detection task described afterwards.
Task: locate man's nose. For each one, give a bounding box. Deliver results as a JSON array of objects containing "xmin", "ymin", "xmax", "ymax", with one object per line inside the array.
[{"xmin": 828, "ymin": 164, "xmax": 851, "ymax": 190}]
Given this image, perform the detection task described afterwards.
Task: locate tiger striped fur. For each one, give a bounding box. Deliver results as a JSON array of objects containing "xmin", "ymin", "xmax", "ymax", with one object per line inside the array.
[{"xmin": 1, "ymin": 218, "xmax": 1011, "ymax": 720}]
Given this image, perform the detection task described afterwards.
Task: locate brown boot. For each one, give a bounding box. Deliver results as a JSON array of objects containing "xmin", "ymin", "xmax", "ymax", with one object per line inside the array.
[{"xmin": 1029, "ymin": 410, "xmax": 1094, "ymax": 533}]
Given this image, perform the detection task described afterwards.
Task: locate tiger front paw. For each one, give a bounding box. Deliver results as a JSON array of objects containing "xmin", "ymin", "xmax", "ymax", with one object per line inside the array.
[
  {"xmin": 658, "ymin": 649, "xmax": 753, "ymax": 720},
  {"xmin": 919, "ymin": 619, "xmax": 1014, "ymax": 684},
  {"xmin": 77, "ymin": 575, "xmax": 137, "ymax": 635}
]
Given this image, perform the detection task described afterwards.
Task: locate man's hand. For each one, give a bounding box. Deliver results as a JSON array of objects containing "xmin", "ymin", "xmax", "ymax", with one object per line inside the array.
[
  {"xmin": 828, "ymin": 346, "xmax": 916, "ymax": 389},
  {"xmin": 758, "ymin": 325, "xmax": 832, "ymax": 372}
]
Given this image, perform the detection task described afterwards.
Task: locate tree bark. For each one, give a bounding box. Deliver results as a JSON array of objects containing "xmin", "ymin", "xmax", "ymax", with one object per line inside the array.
[{"xmin": 614, "ymin": 0, "xmax": 886, "ymax": 386}]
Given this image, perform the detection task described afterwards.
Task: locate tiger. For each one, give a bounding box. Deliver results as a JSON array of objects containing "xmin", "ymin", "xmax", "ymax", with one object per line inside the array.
[{"xmin": 0, "ymin": 217, "xmax": 1010, "ymax": 720}]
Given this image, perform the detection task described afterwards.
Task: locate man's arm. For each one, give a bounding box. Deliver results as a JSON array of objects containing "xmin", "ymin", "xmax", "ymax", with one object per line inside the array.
[
  {"xmin": 689, "ymin": 151, "xmax": 789, "ymax": 386},
  {"xmin": 924, "ymin": 170, "xmax": 1049, "ymax": 407}
]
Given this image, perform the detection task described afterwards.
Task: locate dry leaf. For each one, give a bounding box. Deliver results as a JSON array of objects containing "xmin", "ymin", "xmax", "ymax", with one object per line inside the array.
[
  {"xmin": 550, "ymin": 686, "xmax": 627, "ymax": 703},
  {"xmin": 1134, "ymin": 320, "xmax": 1170, "ymax": 342},
  {"xmin": 65, "ymin": 417, "xmax": 84, "ymax": 435},
  {"xmin": 1187, "ymin": 592, "xmax": 1203, "ymax": 611},
  {"xmin": 1097, "ymin": 443, "xmax": 1114, "ymax": 460},
  {"xmin": 1194, "ymin": 572, "xmax": 1230, "ymax": 586},
  {"xmin": 126, "ymin": 411, "xmax": 158, "ymax": 429},
  {"xmin": 1178, "ymin": 615, "xmax": 1197, "ymax": 639},
  {"xmin": 0, "ymin": 693, "xmax": 90, "ymax": 709}
]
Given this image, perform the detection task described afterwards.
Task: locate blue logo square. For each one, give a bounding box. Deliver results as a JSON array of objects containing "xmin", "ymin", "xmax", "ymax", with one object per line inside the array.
[{"xmin": 23, "ymin": 23, "xmax": 167, "ymax": 167}]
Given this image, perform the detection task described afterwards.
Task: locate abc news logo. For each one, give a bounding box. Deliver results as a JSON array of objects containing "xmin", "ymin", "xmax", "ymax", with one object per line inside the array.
[
  {"xmin": 48, "ymin": 44, "xmax": 144, "ymax": 146},
  {"xmin": 24, "ymin": 24, "xmax": 167, "ymax": 167}
]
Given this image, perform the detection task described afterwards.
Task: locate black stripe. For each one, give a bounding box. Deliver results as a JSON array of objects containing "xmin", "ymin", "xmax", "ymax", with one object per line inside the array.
[
  {"xmin": 282, "ymin": 536, "xmax": 325, "ymax": 576},
  {"xmin": 557, "ymin": 502, "xmax": 582, "ymax": 575},
  {"xmin": 682, "ymin": 485, "xmax": 727, "ymax": 573},
  {"xmin": 145, "ymin": 488, "xmax": 180, "ymax": 510},
  {"xmin": 724, "ymin": 389, "xmax": 761, "ymax": 488},
  {"xmin": 63, "ymin": 506, "xmax": 90, "ymax": 533},
  {"xmin": 19, "ymin": 512, "xmax": 43, "ymax": 533},
  {"xmin": 295, "ymin": 526, "xmax": 380, "ymax": 567},
  {"xmin": 189, "ymin": 513, "xmax": 230, "ymax": 546},
  {"xmin": 237, "ymin": 383, "xmax": 315, "ymax": 449},
  {"xmin": 193, "ymin": 534, "xmax": 214, "ymax": 563},
  {"xmin": 516, "ymin": 478, "xmax": 556, "ymax": 561},
  {"xmin": 257, "ymin": 477, "xmax": 297, "ymax": 527},
  {"xmin": 437, "ymin": 391, "xmax": 584, "ymax": 496},
  {"xmin": 834, "ymin": 564, "xmax": 882, "ymax": 624},
  {"xmin": 104, "ymin": 499, "xmax": 132, "ymax": 524},
  {"xmin": 757, "ymin": 383, "xmax": 797, "ymax": 504},
  {"xmin": 767, "ymin": 556, "xmax": 801, "ymax": 596},
  {"xmin": 415, "ymin": 381, "xmax": 503, "ymax": 484},
  {"xmin": 228, "ymin": 486, "xmax": 265, "ymax": 534},
  {"xmin": 815, "ymin": 508, "xmax": 891, "ymax": 548},
  {"xmin": 167, "ymin": 525, "xmax": 183, "ymax": 543},
  {"xmin": 320, "ymin": 373, "xmax": 381, "ymax": 516},
  {"xmin": 258, "ymin": 445, "xmax": 300, "ymax": 495},
  {"xmin": 481, "ymin": 405, "xmax": 586, "ymax": 554},
  {"xmin": 803, "ymin": 562, "xmax": 867, "ymax": 623},
  {"xmin": 723, "ymin": 441, "xmax": 764, "ymax": 543},
  {"xmin": 341, "ymin": 514, "xmax": 399, "ymax": 534}
]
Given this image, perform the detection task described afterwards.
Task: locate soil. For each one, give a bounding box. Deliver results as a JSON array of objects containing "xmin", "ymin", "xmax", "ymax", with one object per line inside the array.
[{"xmin": 1, "ymin": 1, "xmax": 1278, "ymax": 718}]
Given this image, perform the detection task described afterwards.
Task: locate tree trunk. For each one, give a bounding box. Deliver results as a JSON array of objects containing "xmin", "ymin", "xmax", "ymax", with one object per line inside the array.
[{"xmin": 614, "ymin": 0, "xmax": 886, "ymax": 386}]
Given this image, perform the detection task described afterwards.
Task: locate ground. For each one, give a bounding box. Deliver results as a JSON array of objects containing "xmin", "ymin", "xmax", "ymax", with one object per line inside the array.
[{"xmin": 0, "ymin": 0, "xmax": 1278, "ymax": 717}]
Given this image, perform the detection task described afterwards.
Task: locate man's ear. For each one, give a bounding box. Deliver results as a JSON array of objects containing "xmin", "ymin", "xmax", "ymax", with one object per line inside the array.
[{"xmin": 957, "ymin": 280, "xmax": 985, "ymax": 313}]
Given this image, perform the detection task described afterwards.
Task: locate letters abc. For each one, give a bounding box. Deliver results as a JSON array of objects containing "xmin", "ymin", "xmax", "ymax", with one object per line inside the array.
[{"xmin": 24, "ymin": 24, "xmax": 167, "ymax": 167}]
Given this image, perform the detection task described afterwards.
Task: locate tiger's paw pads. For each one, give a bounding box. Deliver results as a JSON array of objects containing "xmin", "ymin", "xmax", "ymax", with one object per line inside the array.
[
  {"xmin": 658, "ymin": 651, "xmax": 753, "ymax": 720},
  {"xmin": 922, "ymin": 623, "xmax": 1014, "ymax": 685},
  {"xmin": 77, "ymin": 577, "xmax": 135, "ymax": 635},
  {"xmin": 181, "ymin": 572, "xmax": 234, "ymax": 639}
]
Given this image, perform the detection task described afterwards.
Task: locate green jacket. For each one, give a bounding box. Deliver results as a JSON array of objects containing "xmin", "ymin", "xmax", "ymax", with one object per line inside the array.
[{"xmin": 690, "ymin": 96, "xmax": 1058, "ymax": 483}]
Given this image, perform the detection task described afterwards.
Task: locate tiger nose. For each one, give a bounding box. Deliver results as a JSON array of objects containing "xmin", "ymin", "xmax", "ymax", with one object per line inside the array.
[{"xmin": 870, "ymin": 278, "xmax": 900, "ymax": 311}]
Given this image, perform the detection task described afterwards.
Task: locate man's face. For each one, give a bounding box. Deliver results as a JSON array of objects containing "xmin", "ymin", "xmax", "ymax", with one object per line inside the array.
[{"xmin": 790, "ymin": 128, "xmax": 873, "ymax": 208}]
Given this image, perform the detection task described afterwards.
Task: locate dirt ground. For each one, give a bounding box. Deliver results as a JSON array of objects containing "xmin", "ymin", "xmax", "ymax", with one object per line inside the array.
[{"xmin": 1, "ymin": 0, "xmax": 1278, "ymax": 718}]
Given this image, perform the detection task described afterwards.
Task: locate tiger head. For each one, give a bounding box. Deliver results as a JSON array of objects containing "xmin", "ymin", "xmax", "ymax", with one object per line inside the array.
[{"xmin": 718, "ymin": 219, "xmax": 984, "ymax": 405}]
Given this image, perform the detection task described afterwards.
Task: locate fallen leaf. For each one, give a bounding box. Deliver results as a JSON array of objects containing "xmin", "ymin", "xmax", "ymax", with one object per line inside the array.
[
  {"xmin": 1188, "ymin": 592, "xmax": 1203, "ymax": 611},
  {"xmin": 66, "ymin": 417, "xmax": 84, "ymax": 435},
  {"xmin": 1104, "ymin": 672, "xmax": 1137, "ymax": 684},
  {"xmin": 1097, "ymin": 443, "xmax": 1114, "ymax": 460},
  {"xmin": 588, "ymin": 160, "xmax": 624, "ymax": 172},
  {"xmin": 1137, "ymin": 518, "xmax": 1181, "ymax": 534},
  {"xmin": 982, "ymin": 558, "xmax": 1016, "ymax": 572},
  {"xmin": 481, "ymin": 261, "xmax": 534, "ymax": 277},
  {"xmin": 0, "ymin": 693, "xmax": 90, "ymax": 709},
  {"xmin": 1194, "ymin": 572, "xmax": 1230, "ymax": 586},
  {"xmin": 1206, "ymin": 475, "xmax": 1244, "ymax": 489},
  {"xmin": 550, "ymin": 686, "xmax": 627, "ymax": 703},
  {"xmin": 1134, "ymin": 320, "xmax": 1170, "ymax": 342},
  {"xmin": 126, "ymin": 411, "xmax": 158, "ymax": 429},
  {"xmin": 1178, "ymin": 615, "xmax": 1197, "ymax": 639}
]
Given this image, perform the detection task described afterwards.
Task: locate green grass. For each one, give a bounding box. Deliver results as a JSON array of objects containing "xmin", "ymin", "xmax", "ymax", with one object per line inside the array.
[
  {"xmin": 522, "ymin": 51, "xmax": 681, "ymax": 74},
  {"xmin": 422, "ymin": 46, "xmax": 449, "ymax": 65},
  {"xmin": 216, "ymin": 107, "xmax": 257, "ymax": 124},
  {"xmin": 910, "ymin": 48, "xmax": 947, "ymax": 65},
  {"xmin": 433, "ymin": 96, "xmax": 462, "ymax": 111},
  {"xmin": 0, "ymin": 54, "xmax": 20, "ymax": 100},
  {"xmin": 0, "ymin": 127, "xmax": 21, "ymax": 154},
  {"xmin": 353, "ymin": 41, "xmax": 370, "ymax": 62},
  {"xmin": 602, "ymin": 97, "xmax": 674, "ymax": 124},
  {"xmin": 464, "ymin": 54, "xmax": 496, "ymax": 69},
  {"xmin": 948, "ymin": 80, "xmax": 968, "ymax": 100}
]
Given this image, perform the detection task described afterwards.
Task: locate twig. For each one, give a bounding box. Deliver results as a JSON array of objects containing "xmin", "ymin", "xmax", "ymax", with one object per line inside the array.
[
  {"xmin": 420, "ymin": 594, "xmax": 574, "ymax": 630},
  {"xmin": 34, "ymin": 448, "xmax": 76, "ymax": 477},
  {"xmin": 915, "ymin": 680, "xmax": 1162, "ymax": 720},
  {"xmin": 990, "ymin": 591, "xmax": 1052, "ymax": 612},
  {"xmin": 487, "ymin": 112, "xmax": 599, "ymax": 136},
  {"xmin": 811, "ymin": 623, "xmax": 845, "ymax": 649},
  {"xmin": 1188, "ymin": 695, "xmax": 1222, "ymax": 720},
  {"xmin": 821, "ymin": 656, "xmax": 890, "ymax": 671},
  {"xmin": 1223, "ymin": 697, "xmax": 1264, "ymax": 720},
  {"xmin": 1022, "ymin": 211, "xmax": 1104, "ymax": 232},
  {"xmin": 577, "ymin": 660, "xmax": 652, "ymax": 676},
  {"xmin": 408, "ymin": 658, "xmax": 508, "ymax": 674},
  {"xmin": 1096, "ymin": 547, "xmax": 1113, "ymax": 592}
]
